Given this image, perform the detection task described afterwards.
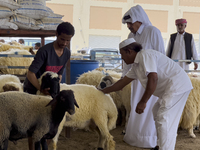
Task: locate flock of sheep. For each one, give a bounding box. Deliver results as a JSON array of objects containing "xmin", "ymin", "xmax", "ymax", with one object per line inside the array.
[{"xmin": 0, "ymin": 65, "xmax": 200, "ymax": 150}]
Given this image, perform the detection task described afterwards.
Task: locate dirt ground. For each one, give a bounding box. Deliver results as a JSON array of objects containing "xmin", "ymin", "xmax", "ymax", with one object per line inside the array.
[{"xmin": 7, "ymin": 126, "xmax": 200, "ymax": 150}]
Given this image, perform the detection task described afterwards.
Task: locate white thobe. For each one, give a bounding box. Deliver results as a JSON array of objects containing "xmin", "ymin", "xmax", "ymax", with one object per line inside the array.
[
  {"xmin": 123, "ymin": 24, "xmax": 165, "ymax": 148},
  {"xmin": 126, "ymin": 49, "xmax": 193, "ymax": 150},
  {"xmin": 166, "ymin": 32, "xmax": 199, "ymax": 70}
]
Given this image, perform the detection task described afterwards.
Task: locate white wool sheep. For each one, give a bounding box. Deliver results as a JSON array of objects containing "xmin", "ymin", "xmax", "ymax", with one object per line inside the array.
[
  {"xmin": 3, "ymin": 81, "xmax": 23, "ymax": 92},
  {"xmin": 179, "ymin": 75, "xmax": 200, "ymax": 138},
  {"xmin": 51, "ymin": 83, "xmax": 118, "ymax": 150},
  {"xmin": 97, "ymin": 75, "xmax": 131, "ymax": 134},
  {"xmin": 75, "ymin": 69, "xmax": 122, "ymax": 87},
  {"xmin": 0, "ymin": 49, "xmax": 33, "ymax": 75},
  {"xmin": 0, "ymin": 90, "xmax": 78, "ymax": 150},
  {"xmin": 76, "ymin": 70, "xmax": 131, "ymax": 129},
  {"xmin": 0, "ymin": 74, "xmax": 23, "ymax": 92}
]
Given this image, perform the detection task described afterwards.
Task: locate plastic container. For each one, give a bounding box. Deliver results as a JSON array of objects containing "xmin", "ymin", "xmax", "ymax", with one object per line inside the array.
[{"xmin": 61, "ymin": 60, "xmax": 99, "ymax": 84}]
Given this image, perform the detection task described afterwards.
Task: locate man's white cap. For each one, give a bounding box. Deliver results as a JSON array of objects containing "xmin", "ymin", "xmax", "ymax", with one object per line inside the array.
[{"xmin": 119, "ymin": 38, "xmax": 136, "ymax": 49}]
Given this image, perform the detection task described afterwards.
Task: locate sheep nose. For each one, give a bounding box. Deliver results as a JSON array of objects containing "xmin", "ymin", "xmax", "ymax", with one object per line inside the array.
[
  {"xmin": 100, "ymin": 82, "xmax": 106, "ymax": 89},
  {"xmin": 68, "ymin": 109, "xmax": 75, "ymax": 115}
]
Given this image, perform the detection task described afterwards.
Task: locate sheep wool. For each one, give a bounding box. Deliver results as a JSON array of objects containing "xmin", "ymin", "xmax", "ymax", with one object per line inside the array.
[
  {"xmin": 0, "ymin": 49, "xmax": 33, "ymax": 75},
  {"xmin": 179, "ymin": 75, "xmax": 200, "ymax": 138}
]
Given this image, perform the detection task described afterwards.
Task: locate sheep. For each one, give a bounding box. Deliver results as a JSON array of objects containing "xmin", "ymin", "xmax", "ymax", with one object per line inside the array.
[
  {"xmin": 0, "ymin": 90, "xmax": 79, "ymax": 150},
  {"xmin": 3, "ymin": 81, "xmax": 23, "ymax": 92},
  {"xmin": 0, "ymin": 74, "xmax": 23, "ymax": 92},
  {"xmin": 97, "ymin": 75, "xmax": 131, "ymax": 134},
  {"xmin": 51, "ymin": 83, "xmax": 118, "ymax": 150},
  {"xmin": 37, "ymin": 72, "xmax": 117, "ymax": 150},
  {"xmin": 76, "ymin": 70, "xmax": 131, "ymax": 131},
  {"xmin": 37, "ymin": 71, "xmax": 60, "ymax": 98},
  {"xmin": 178, "ymin": 75, "xmax": 200, "ymax": 138},
  {"xmin": 75, "ymin": 69, "xmax": 122, "ymax": 87}
]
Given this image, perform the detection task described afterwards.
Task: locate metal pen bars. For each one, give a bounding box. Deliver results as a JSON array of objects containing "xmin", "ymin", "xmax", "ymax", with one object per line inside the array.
[{"xmin": 0, "ymin": 53, "xmax": 199, "ymax": 72}]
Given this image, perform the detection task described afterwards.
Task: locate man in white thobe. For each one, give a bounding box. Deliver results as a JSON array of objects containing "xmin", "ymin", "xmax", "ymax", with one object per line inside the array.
[
  {"xmin": 166, "ymin": 18, "xmax": 198, "ymax": 70},
  {"xmin": 99, "ymin": 38, "xmax": 192, "ymax": 150},
  {"xmin": 121, "ymin": 5, "xmax": 165, "ymax": 148}
]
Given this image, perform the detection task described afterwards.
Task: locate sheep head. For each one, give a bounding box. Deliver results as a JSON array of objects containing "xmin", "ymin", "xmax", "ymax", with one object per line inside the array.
[
  {"xmin": 3, "ymin": 82, "xmax": 23, "ymax": 92},
  {"xmin": 40, "ymin": 72, "xmax": 60, "ymax": 98},
  {"xmin": 46, "ymin": 90, "xmax": 79, "ymax": 115},
  {"xmin": 98, "ymin": 75, "xmax": 114, "ymax": 89}
]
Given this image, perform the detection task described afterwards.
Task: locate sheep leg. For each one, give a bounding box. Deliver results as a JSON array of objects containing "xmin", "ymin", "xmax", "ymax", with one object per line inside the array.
[
  {"xmin": 188, "ymin": 127, "xmax": 196, "ymax": 138},
  {"xmin": 0, "ymin": 139, "xmax": 8, "ymax": 150},
  {"xmin": 94, "ymin": 118, "xmax": 115, "ymax": 150},
  {"xmin": 123, "ymin": 109, "xmax": 130, "ymax": 135},
  {"xmin": 35, "ymin": 141, "xmax": 41, "ymax": 150},
  {"xmin": 28, "ymin": 137, "xmax": 34, "ymax": 150},
  {"xmin": 120, "ymin": 106, "xmax": 126, "ymax": 127},
  {"xmin": 41, "ymin": 138, "xmax": 48, "ymax": 150},
  {"xmin": 94, "ymin": 127, "xmax": 105, "ymax": 149},
  {"xmin": 52, "ymin": 116, "xmax": 66, "ymax": 150}
]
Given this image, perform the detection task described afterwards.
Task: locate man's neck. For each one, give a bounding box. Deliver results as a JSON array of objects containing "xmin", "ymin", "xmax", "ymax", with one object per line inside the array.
[
  {"xmin": 53, "ymin": 41, "xmax": 63, "ymax": 51},
  {"xmin": 178, "ymin": 31, "xmax": 185, "ymax": 34}
]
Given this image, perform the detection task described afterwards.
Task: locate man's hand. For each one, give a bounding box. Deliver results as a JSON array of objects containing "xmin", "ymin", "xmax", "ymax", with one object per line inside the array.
[
  {"xmin": 41, "ymin": 88, "xmax": 50, "ymax": 95},
  {"xmin": 194, "ymin": 63, "xmax": 198, "ymax": 70},
  {"xmin": 135, "ymin": 101, "xmax": 146, "ymax": 114}
]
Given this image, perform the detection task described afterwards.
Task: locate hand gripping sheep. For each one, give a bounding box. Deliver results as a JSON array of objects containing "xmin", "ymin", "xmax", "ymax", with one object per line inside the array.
[{"xmin": 0, "ymin": 90, "xmax": 79, "ymax": 150}]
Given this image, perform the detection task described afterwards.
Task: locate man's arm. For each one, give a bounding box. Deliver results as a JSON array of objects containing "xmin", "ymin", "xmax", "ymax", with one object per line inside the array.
[
  {"xmin": 27, "ymin": 70, "xmax": 50, "ymax": 95},
  {"xmin": 58, "ymin": 75, "xmax": 62, "ymax": 83},
  {"xmin": 100, "ymin": 76, "xmax": 134, "ymax": 94},
  {"xmin": 135, "ymin": 72, "xmax": 158, "ymax": 114},
  {"xmin": 27, "ymin": 70, "xmax": 41, "ymax": 91}
]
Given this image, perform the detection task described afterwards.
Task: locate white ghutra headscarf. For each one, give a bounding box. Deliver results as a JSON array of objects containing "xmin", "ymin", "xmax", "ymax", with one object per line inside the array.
[{"xmin": 122, "ymin": 5, "xmax": 152, "ymax": 26}]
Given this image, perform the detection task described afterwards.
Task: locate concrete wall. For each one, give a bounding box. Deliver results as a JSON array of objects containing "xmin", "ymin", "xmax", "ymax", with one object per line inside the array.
[{"xmin": 46, "ymin": 0, "xmax": 200, "ymax": 53}]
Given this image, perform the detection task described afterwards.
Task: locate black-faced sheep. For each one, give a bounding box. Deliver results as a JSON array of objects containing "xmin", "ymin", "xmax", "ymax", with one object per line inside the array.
[
  {"xmin": 37, "ymin": 71, "xmax": 60, "ymax": 98},
  {"xmin": 0, "ymin": 90, "xmax": 78, "ymax": 150}
]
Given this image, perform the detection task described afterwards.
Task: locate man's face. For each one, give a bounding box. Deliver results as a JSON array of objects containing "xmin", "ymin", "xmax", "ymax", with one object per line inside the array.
[
  {"xmin": 127, "ymin": 22, "xmax": 138, "ymax": 34},
  {"xmin": 34, "ymin": 45, "xmax": 39, "ymax": 50},
  {"xmin": 56, "ymin": 33, "xmax": 73, "ymax": 49},
  {"xmin": 120, "ymin": 49, "xmax": 134, "ymax": 64},
  {"xmin": 176, "ymin": 23, "xmax": 186, "ymax": 33}
]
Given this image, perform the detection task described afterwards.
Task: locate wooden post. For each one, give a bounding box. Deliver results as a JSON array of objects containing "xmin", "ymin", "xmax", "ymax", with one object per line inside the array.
[
  {"xmin": 65, "ymin": 44, "xmax": 71, "ymax": 138},
  {"xmin": 41, "ymin": 37, "xmax": 45, "ymax": 46}
]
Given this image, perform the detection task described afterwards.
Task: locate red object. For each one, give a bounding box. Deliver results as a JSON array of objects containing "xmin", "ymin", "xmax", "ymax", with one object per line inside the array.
[{"xmin": 175, "ymin": 19, "xmax": 187, "ymax": 25}]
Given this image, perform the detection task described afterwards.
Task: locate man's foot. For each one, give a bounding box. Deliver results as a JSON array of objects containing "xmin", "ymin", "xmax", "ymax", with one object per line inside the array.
[{"xmin": 150, "ymin": 146, "xmax": 159, "ymax": 150}]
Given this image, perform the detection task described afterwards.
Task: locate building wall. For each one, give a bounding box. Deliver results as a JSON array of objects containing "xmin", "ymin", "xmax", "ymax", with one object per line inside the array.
[{"xmin": 46, "ymin": 0, "xmax": 200, "ymax": 53}]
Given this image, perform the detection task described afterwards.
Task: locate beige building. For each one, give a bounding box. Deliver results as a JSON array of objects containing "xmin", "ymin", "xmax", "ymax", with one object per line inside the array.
[{"xmin": 46, "ymin": 0, "xmax": 200, "ymax": 54}]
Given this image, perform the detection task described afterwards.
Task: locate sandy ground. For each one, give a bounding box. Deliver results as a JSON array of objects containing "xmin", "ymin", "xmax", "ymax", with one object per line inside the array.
[{"xmin": 7, "ymin": 126, "xmax": 200, "ymax": 150}]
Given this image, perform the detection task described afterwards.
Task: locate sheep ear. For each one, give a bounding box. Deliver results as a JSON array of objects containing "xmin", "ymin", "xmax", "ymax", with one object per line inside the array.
[
  {"xmin": 103, "ymin": 75, "xmax": 113, "ymax": 82},
  {"xmin": 46, "ymin": 98, "xmax": 56, "ymax": 107},
  {"xmin": 74, "ymin": 99, "xmax": 79, "ymax": 108}
]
